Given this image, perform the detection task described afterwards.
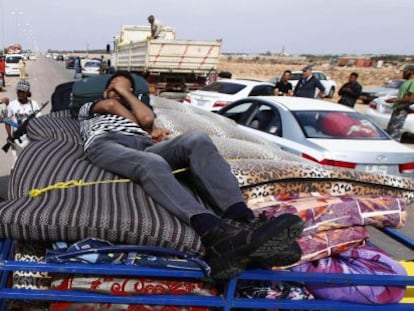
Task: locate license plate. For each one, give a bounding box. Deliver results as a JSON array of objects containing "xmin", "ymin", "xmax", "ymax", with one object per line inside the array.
[
  {"xmin": 365, "ymin": 165, "xmax": 388, "ymax": 174},
  {"xmin": 196, "ymin": 99, "xmax": 207, "ymax": 106}
]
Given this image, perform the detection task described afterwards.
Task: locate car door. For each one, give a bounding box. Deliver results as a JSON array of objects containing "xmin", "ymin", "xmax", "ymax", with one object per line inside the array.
[{"xmin": 218, "ymin": 100, "xmax": 258, "ymax": 124}]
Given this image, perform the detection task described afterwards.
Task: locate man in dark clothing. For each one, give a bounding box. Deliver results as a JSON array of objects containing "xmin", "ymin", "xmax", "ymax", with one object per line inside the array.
[
  {"xmin": 338, "ymin": 72, "xmax": 362, "ymax": 108},
  {"xmin": 386, "ymin": 65, "xmax": 414, "ymax": 141},
  {"xmin": 78, "ymin": 71, "xmax": 304, "ymax": 279},
  {"xmin": 294, "ymin": 66, "xmax": 325, "ymax": 98},
  {"xmin": 274, "ymin": 70, "xmax": 293, "ymax": 96}
]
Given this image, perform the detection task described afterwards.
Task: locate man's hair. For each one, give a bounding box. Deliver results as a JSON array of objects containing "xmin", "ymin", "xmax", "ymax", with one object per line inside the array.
[
  {"xmin": 283, "ymin": 70, "xmax": 292, "ymax": 75},
  {"xmin": 350, "ymin": 72, "xmax": 359, "ymax": 78},
  {"xmin": 105, "ymin": 71, "xmax": 135, "ymax": 92}
]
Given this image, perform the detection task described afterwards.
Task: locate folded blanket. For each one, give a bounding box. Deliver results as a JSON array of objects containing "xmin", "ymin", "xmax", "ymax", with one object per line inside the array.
[{"xmin": 248, "ymin": 193, "xmax": 406, "ymax": 235}]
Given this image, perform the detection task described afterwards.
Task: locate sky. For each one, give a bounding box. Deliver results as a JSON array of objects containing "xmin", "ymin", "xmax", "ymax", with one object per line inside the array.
[{"xmin": 0, "ymin": 0, "xmax": 413, "ymax": 55}]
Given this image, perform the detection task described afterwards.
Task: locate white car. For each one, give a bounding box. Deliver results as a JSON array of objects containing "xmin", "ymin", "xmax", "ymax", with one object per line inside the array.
[
  {"xmin": 217, "ymin": 96, "xmax": 414, "ymax": 179},
  {"xmin": 81, "ymin": 60, "xmax": 102, "ymax": 77},
  {"xmin": 359, "ymin": 80, "xmax": 404, "ymax": 104},
  {"xmin": 183, "ymin": 79, "xmax": 275, "ymax": 111},
  {"xmin": 365, "ymin": 96, "xmax": 414, "ymax": 136},
  {"xmin": 289, "ymin": 70, "xmax": 337, "ymax": 98},
  {"xmin": 5, "ymin": 54, "xmax": 23, "ymax": 76}
]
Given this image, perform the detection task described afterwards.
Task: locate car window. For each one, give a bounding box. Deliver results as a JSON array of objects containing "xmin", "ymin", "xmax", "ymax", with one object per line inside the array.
[
  {"xmin": 384, "ymin": 80, "xmax": 403, "ymax": 88},
  {"xmin": 219, "ymin": 101, "xmax": 255, "ymax": 123},
  {"xmin": 85, "ymin": 61, "xmax": 100, "ymax": 67},
  {"xmin": 248, "ymin": 104, "xmax": 282, "ymax": 136},
  {"xmin": 293, "ymin": 111, "xmax": 388, "ymax": 139},
  {"xmin": 5, "ymin": 56, "xmax": 22, "ymax": 63},
  {"xmin": 248, "ymin": 85, "xmax": 274, "ymax": 96},
  {"xmin": 289, "ymin": 73, "xmax": 302, "ymax": 80},
  {"xmin": 201, "ymin": 81, "xmax": 246, "ymax": 94},
  {"xmin": 317, "ymin": 72, "xmax": 326, "ymax": 80}
]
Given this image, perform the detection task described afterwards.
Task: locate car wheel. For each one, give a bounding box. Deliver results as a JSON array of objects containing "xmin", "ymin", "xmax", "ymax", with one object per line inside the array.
[{"xmin": 327, "ymin": 87, "xmax": 335, "ymax": 98}]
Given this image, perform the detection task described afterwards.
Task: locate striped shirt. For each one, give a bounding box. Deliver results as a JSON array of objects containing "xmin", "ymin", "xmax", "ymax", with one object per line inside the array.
[{"xmin": 79, "ymin": 101, "xmax": 151, "ymax": 151}]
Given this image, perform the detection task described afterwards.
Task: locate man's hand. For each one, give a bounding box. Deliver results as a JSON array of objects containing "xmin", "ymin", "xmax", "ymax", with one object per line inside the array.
[
  {"xmin": 104, "ymin": 84, "xmax": 133, "ymax": 101},
  {"xmin": 151, "ymin": 127, "xmax": 171, "ymax": 143}
]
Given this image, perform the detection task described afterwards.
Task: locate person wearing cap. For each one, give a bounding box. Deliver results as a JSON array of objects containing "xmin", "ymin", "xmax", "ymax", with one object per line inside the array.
[
  {"xmin": 5, "ymin": 80, "xmax": 41, "ymax": 163},
  {"xmin": 385, "ymin": 64, "xmax": 414, "ymax": 141},
  {"xmin": 147, "ymin": 15, "xmax": 165, "ymax": 39},
  {"xmin": 293, "ymin": 65, "xmax": 326, "ymax": 98}
]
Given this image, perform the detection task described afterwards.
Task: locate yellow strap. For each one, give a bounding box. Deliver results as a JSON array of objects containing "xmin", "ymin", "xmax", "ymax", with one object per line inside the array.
[{"xmin": 29, "ymin": 167, "xmax": 188, "ymax": 198}]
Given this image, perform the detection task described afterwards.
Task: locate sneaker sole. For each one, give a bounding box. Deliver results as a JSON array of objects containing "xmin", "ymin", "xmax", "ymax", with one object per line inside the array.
[{"xmin": 249, "ymin": 214, "xmax": 304, "ymax": 260}]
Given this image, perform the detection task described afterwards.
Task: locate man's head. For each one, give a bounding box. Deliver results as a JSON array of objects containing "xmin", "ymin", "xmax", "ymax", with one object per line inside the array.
[
  {"xmin": 349, "ymin": 72, "xmax": 359, "ymax": 83},
  {"xmin": 104, "ymin": 71, "xmax": 135, "ymax": 99},
  {"xmin": 148, "ymin": 15, "xmax": 155, "ymax": 24},
  {"xmin": 281, "ymin": 70, "xmax": 291, "ymax": 82},
  {"xmin": 402, "ymin": 64, "xmax": 414, "ymax": 80},
  {"xmin": 302, "ymin": 65, "xmax": 313, "ymax": 78},
  {"xmin": 16, "ymin": 79, "xmax": 31, "ymax": 103}
]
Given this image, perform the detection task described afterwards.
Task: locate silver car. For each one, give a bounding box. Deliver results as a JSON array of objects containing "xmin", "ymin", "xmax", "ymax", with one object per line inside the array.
[{"xmin": 217, "ymin": 96, "xmax": 414, "ymax": 179}]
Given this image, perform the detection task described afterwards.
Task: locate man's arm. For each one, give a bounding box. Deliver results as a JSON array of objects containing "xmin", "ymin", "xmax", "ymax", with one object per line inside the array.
[
  {"xmin": 315, "ymin": 79, "xmax": 326, "ymax": 98},
  {"xmin": 92, "ymin": 99, "xmax": 139, "ymax": 123},
  {"xmin": 106, "ymin": 85, "xmax": 155, "ymax": 131}
]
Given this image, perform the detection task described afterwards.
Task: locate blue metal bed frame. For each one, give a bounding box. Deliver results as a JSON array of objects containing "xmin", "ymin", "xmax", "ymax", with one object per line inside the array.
[{"xmin": 0, "ymin": 228, "xmax": 413, "ymax": 310}]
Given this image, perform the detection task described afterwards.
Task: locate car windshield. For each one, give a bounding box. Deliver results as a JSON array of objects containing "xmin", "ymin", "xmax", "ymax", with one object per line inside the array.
[
  {"xmin": 85, "ymin": 61, "xmax": 100, "ymax": 67},
  {"xmin": 292, "ymin": 111, "xmax": 388, "ymax": 139},
  {"xmin": 384, "ymin": 80, "xmax": 403, "ymax": 88},
  {"xmin": 201, "ymin": 82, "xmax": 246, "ymax": 94},
  {"xmin": 5, "ymin": 56, "xmax": 22, "ymax": 63}
]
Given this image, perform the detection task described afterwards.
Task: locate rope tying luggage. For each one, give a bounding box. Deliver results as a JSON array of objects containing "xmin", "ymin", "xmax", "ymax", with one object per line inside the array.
[{"xmin": 29, "ymin": 167, "xmax": 189, "ymax": 197}]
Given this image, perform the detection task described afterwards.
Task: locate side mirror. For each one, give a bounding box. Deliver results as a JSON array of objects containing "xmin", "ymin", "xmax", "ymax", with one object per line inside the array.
[{"xmin": 106, "ymin": 44, "xmax": 111, "ymax": 53}]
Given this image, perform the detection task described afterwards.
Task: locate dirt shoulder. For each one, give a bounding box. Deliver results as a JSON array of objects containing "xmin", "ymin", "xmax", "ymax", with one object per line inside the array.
[{"xmin": 217, "ymin": 59, "xmax": 402, "ymax": 90}]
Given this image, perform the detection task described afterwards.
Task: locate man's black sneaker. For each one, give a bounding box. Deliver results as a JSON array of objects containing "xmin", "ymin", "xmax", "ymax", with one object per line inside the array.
[
  {"xmin": 201, "ymin": 214, "xmax": 304, "ymax": 280},
  {"xmin": 224, "ymin": 213, "xmax": 304, "ymax": 267}
]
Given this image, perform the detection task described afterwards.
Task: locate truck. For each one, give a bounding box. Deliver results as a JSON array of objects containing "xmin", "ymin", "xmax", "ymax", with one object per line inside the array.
[{"xmin": 112, "ymin": 25, "xmax": 223, "ymax": 100}]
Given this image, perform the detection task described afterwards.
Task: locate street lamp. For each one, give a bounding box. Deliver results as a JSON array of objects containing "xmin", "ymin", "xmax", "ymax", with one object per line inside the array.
[
  {"xmin": 0, "ymin": 0, "xmax": 5, "ymax": 54},
  {"xmin": 11, "ymin": 11, "xmax": 24, "ymax": 43}
]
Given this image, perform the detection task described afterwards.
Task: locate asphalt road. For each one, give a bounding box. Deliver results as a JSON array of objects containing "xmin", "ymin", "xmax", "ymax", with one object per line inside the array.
[{"xmin": 0, "ymin": 57, "xmax": 413, "ymax": 259}]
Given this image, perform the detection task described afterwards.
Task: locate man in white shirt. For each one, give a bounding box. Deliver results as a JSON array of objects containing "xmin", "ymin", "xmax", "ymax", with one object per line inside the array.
[{"xmin": 5, "ymin": 79, "xmax": 41, "ymax": 163}]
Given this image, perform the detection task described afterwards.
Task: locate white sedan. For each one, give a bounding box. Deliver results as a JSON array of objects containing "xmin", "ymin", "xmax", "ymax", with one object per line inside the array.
[
  {"xmin": 183, "ymin": 79, "xmax": 275, "ymax": 111},
  {"xmin": 81, "ymin": 60, "xmax": 102, "ymax": 77},
  {"xmin": 365, "ymin": 96, "xmax": 414, "ymax": 136},
  {"xmin": 217, "ymin": 96, "xmax": 414, "ymax": 179}
]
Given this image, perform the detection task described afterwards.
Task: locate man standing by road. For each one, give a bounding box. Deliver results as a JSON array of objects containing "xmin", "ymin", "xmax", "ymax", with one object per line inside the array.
[
  {"xmin": 0, "ymin": 56, "xmax": 5, "ymax": 87},
  {"xmin": 386, "ymin": 64, "xmax": 414, "ymax": 141},
  {"xmin": 5, "ymin": 80, "xmax": 41, "ymax": 165},
  {"xmin": 337, "ymin": 72, "xmax": 362, "ymax": 108},
  {"xmin": 274, "ymin": 70, "xmax": 293, "ymax": 96},
  {"xmin": 293, "ymin": 65, "xmax": 325, "ymax": 98},
  {"xmin": 148, "ymin": 15, "xmax": 165, "ymax": 39}
]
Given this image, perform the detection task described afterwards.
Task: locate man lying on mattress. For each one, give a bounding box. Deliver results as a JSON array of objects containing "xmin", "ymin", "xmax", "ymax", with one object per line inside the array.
[{"xmin": 78, "ymin": 70, "xmax": 304, "ymax": 280}]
